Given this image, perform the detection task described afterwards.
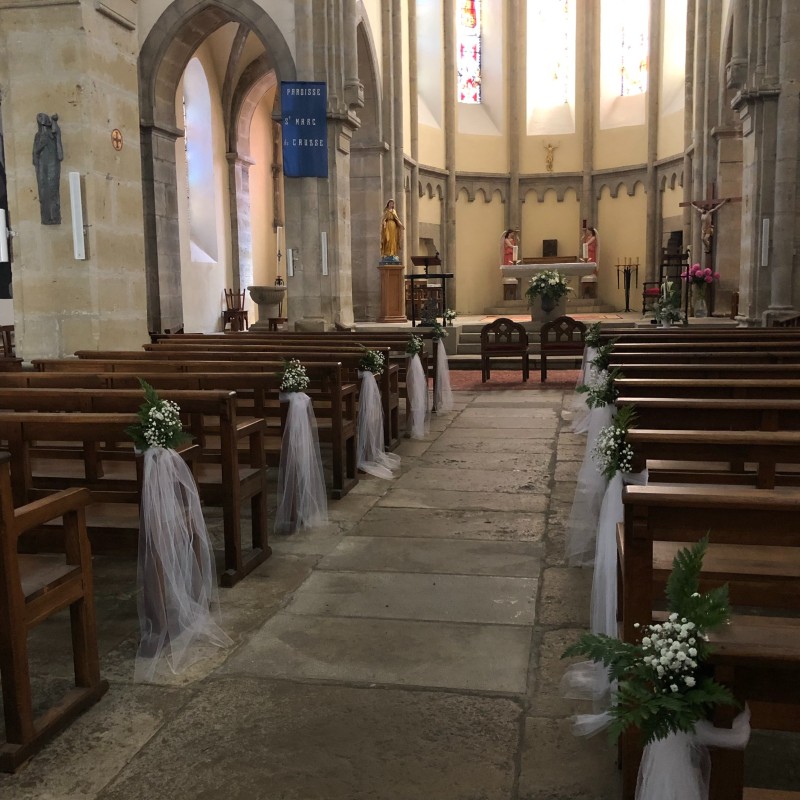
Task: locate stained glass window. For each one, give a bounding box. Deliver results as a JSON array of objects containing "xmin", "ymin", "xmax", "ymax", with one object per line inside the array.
[
  {"xmin": 616, "ymin": 3, "xmax": 649, "ymax": 96},
  {"xmin": 526, "ymin": 0, "xmax": 576, "ymax": 135},
  {"xmin": 457, "ymin": 0, "xmax": 482, "ymax": 104}
]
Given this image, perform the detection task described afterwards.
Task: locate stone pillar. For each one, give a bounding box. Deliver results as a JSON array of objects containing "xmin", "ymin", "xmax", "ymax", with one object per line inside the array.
[
  {"xmin": 769, "ymin": 0, "xmax": 800, "ymax": 316},
  {"xmin": 682, "ymin": 0, "xmax": 695, "ymax": 249},
  {"xmin": 580, "ymin": 1, "xmax": 596, "ymax": 242},
  {"xmin": 646, "ymin": 0, "xmax": 662, "ymax": 276},
  {"xmin": 507, "ymin": 0, "xmax": 521, "ymax": 233},
  {"xmin": 226, "ymin": 152, "xmax": 255, "ymax": 293},
  {"xmin": 408, "ymin": 0, "xmax": 420, "ymax": 255},
  {"xmin": 343, "ymin": 0, "xmax": 364, "ymax": 108},
  {"xmin": 392, "ymin": 0, "xmax": 405, "ymax": 237},
  {"xmin": 381, "ymin": 1, "xmax": 395, "ymax": 204},
  {"xmin": 443, "ymin": 0, "xmax": 457, "ymax": 291},
  {"xmin": 690, "ymin": 0, "xmax": 707, "ymax": 261}
]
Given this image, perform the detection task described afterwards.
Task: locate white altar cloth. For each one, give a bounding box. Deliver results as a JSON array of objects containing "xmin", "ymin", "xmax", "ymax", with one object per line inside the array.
[{"xmin": 500, "ymin": 262, "xmax": 597, "ymax": 282}]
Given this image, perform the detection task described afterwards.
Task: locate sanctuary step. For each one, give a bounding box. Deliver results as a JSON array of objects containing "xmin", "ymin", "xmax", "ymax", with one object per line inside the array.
[{"xmin": 483, "ymin": 298, "xmax": 617, "ymax": 316}]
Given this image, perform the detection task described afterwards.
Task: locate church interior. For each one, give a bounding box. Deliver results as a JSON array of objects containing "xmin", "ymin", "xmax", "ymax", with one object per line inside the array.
[{"xmin": 1, "ymin": 0, "xmax": 800, "ymax": 798}]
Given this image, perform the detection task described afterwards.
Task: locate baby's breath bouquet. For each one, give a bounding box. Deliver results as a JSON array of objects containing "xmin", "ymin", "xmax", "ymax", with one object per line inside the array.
[
  {"xmin": 125, "ymin": 379, "xmax": 190, "ymax": 452},
  {"xmin": 592, "ymin": 405, "xmax": 636, "ymax": 479},
  {"xmin": 564, "ymin": 537, "xmax": 736, "ymax": 744},
  {"xmin": 420, "ymin": 317, "xmax": 447, "ymax": 341},
  {"xmin": 443, "ymin": 308, "xmax": 457, "ymax": 324},
  {"xmin": 280, "ymin": 358, "xmax": 310, "ymax": 393},
  {"xmin": 406, "ymin": 334, "xmax": 424, "ymax": 356},
  {"xmin": 359, "ymin": 347, "xmax": 385, "ymax": 376},
  {"xmin": 576, "ymin": 366, "xmax": 621, "ymax": 409}
]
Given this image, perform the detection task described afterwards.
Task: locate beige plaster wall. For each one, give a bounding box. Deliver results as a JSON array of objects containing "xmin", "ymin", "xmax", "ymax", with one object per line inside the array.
[
  {"xmin": 658, "ymin": 109, "xmax": 684, "ymax": 161},
  {"xmin": 419, "ymin": 125, "xmax": 446, "ymax": 169},
  {"xmin": 596, "ymin": 183, "xmax": 647, "ymax": 310},
  {"xmin": 520, "ymin": 189, "xmax": 581, "ymax": 260},
  {"xmin": 418, "ymin": 192, "xmax": 442, "ymax": 225},
  {"xmin": 0, "ymin": 3, "xmax": 148, "ymax": 359},
  {"xmin": 453, "ymin": 190, "xmax": 504, "ymax": 314},
  {"xmin": 175, "ymin": 45, "xmax": 231, "ymax": 333}
]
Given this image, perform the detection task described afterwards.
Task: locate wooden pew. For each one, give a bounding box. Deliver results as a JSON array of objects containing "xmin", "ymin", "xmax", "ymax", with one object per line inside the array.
[
  {"xmin": 0, "ymin": 399, "xmax": 269, "ymax": 588},
  {"xmin": 63, "ymin": 352, "xmax": 401, "ymax": 451},
  {"xmin": 614, "ymin": 397, "xmax": 800, "ymax": 431},
  {"xmin": 618, "ymin": 484, "xmax": 800, "ymax": 799},
  {"xmin": 617, "ymin": 377, "xmax": 800, "ymax": 400},
  {"xmin": 6, "ymin": 366, "xmax": 359, "ymax": 499},
  {"xmin": 0, "ymin": 452, "xmax": 107, "ymax": 773},
  {"xmin": 608, "ymin": 362, "xmax": 800, "ymax": 380}
]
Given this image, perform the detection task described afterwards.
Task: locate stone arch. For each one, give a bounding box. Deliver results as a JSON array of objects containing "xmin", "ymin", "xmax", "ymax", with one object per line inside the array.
[{"xmin": 139, "ymin": 0, "xmax": 295, "ymax": 332}]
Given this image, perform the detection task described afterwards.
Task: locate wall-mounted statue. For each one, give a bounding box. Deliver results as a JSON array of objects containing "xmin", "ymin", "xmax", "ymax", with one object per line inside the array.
[{"xmin": 33, "ymin": 113, "xmax": 63, "ymax": 225}]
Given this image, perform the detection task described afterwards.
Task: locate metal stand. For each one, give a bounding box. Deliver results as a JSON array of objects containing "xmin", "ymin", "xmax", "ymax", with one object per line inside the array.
[{"xmin": 616, "ymin": 259, "xmax": 639, "ymax": 313}]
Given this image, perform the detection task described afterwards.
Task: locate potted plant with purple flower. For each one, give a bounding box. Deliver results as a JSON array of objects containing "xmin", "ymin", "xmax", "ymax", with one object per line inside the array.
[{"xmin": 681, "ymin": 263, "xmax": 720, "ymax": 318}]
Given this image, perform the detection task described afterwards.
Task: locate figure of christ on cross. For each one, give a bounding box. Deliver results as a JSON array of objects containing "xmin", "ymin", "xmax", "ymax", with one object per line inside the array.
[{"xmin": 680, "ymin": 187, "xmax": 741, "ymax": 256}]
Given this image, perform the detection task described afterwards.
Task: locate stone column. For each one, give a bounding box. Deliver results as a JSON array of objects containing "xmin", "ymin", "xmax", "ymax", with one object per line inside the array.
[
  {"xmin": 343, "ymin": 0, "xmax": 364, "ymax": 108},
  {"xmin": 226, "ymin": 152, "xmax": 255, "ymax": 292},
  {"xmin": 682, "ymin": 0, "xmax": 695, "ymax": 247},
  {"xmin": 381, "ymin": 1, "xmax": 395, "ymax": 203},
  {"xmin": 408, "ymin": 0, "xmax": 420, "ymax": 255},
  {"xmin": 443, "ymin": 0, "xmax": 457, "ymax": 287},
  {"xmin": 507, "ymin": 0, "xmax": 521, "ymax": 233},
  {"xmin": 392, "ymin": 0, "xmax": 405, "ymax": 235},
  {"xmin": 646, "ymin": 0, "xmax": 662, "ymax": 277},
  {"xmin": 769, "ymin": 0, "xmax": 800, "ymax": 315},
  {"xmin": 580, "ymin": 1, "xmax": 596, "ymax": 240},
  {"xmin": 690, "ymin": 0, "xmax": 707, "ymax": 261}
]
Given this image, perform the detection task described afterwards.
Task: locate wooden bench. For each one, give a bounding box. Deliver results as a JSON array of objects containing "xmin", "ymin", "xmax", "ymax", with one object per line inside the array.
[
  {"xmin": 7, "ymin": 366, "xmax": 359, "ymax": 500},
  {"xmin": 0, "ymin": 400, "xmax": 269, "ymax": 588},
  {"xmin": 618, "ymin": 484, "xmax": 800, "ymax": 799},
  {"xmin": 479, "ymin": 318, "xmax": 529, "ymax": 383},
  {"xmin": 0, "ymin": 452, "xmax": 107, "ymax": 772},
  {"xmin": 64, "ymin": 352, "xmax": 401, "ymax": 451},
  {"xmin": 617, "ymin": 377, "xmax": 800, "ymax": 400},
  {"xmin": 539, "ymin": 315, "xmax": 586, "ymax": 382},
  {"xmin": 608, "ymin": 362, "xmax": 800, "ymax": 380}
]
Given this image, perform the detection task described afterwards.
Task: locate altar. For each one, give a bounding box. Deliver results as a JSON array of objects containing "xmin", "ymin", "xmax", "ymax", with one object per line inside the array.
[{"xmin": 500, "ymin": 261, "xmax": 597, "ymax": 302}]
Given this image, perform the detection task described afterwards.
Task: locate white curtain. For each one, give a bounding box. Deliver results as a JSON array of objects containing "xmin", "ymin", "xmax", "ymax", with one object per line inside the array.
[
  {"xmin": 434, "ymin": 339, "xmax": 454, "ymax": 413},
  {"xmin": 358, "ymin": 371, "xmax": 401, "ymax": 479},
  {"xmin": 135, "ymin": 447, "xmax": 231, "ymax": 682},
  {"xmin": 275, "ymin": 392, "xmax": 329, "ymax": 534},
  {"xmin": 406, "ymin": 353, "xmax": 430, "ymax": 438}
]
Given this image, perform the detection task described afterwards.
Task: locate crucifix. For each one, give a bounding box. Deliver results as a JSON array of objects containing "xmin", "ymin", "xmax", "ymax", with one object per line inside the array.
[{"xmin": 679, "ymin": 185, "xmax": 741, "ymax": 258}]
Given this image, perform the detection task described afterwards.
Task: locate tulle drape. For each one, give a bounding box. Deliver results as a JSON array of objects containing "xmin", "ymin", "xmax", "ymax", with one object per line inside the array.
[
  {"xmin": 571, "ymin": 345, "xmax": 598, "ymax": 433},
  {"xmin": 566, "ymin": 403, "xmax": 614, "ymax": 566},
  {"xmin": 636, "ymin": 709, "xmax": 751, "ymax": 800},
  {"xmin": 434, "ymin": 339, "xmax": 454, "ymax": 413},
  {"xmin": 406, "ymin": 353, "xmax": 430, "ymax": 438},
  {"xmin": 357, "ymin": 370, "xmax": 401, "ymax": 479},
  {"xmin": 135, "ymin": 447, "xmax": 231, "ymax": 682},
  {"xmin": 275, "ymin": 391, "xmax": 328, "ymax": 534}
]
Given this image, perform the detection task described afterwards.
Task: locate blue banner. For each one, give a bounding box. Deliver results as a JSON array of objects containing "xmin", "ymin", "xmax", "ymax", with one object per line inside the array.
[{"xmin": 281, "ymin": 82, "xmax": 328, "ymax": 178}]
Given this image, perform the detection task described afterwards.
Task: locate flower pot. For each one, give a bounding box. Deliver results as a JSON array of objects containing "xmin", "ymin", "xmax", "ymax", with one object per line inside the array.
[
  {"xmin": 540, "ymin": 294, "xmax": 557, "ymax": 313},
  {"xmin": 530, "ymin": 294, "xmax": 565, "ymax": 323},
  {"xmin": 692, "ymin": 286, "xmax": 708, "ymax": 318}
]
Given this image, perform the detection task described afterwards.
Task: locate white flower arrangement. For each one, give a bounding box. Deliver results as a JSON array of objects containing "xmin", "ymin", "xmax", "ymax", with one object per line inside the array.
[
  {"xmin": 406, "ymin": 334, "xmax": 424, "ymax": 356},
  {"xmin": 443, "ymin": 308, "xmax": 457, "ymax": 323},
  {"xmin": 126, "ymin": 379, "xmax": 190, "ymax": 452},
  {"xmin": 359, "ymin": 348, "xmax": 385, "ymax": 376},
  {"xmin": 564, "ymin": 537, "xmax": 736, "ymax": 744},
  {"xmin": 525, "ymin": 269, "xmax": 572, "ymax": 302},
  {"xmin": 577, "ymin": 366, "xmax": 620, "ymax": 409},
  {"xmin": 280, "ymin": 359, "xmax": 310, "ymax": 393},
  {"xmin": 592, "ymin": 406, "xmax": 636, "ymax": 479}
]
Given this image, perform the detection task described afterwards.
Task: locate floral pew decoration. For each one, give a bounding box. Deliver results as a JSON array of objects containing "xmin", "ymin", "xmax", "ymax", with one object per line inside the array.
[
  {"xmin": 357, "ymin": 348, "xmax": 401, "ymax": 479},
  {"xmin": 276, "ymin": 359, "xmax": 328, "ymax": 533},
  {"xmin": 126, "ymin": 379, "xmax": 231, "ymax": 682},
  {"xmin": 571, "ymin": 323, "xmax": 616, "ymax": 433},
  {"xmin": 563, "ymin": 538, "xmax": 750, "ymax": 800},
  {"xmin": 421, "ymin": 318, "xmax": 454, "ymax": 414},
  {"xmin": 566, "ymin": 345, "xmax": 624, "ymax": 567},
  {"xmin": 405, "ymin": 334, "xmax": 430, "ymax": 439},
  {"xmin": 562, "ymin": 406, "xmax": 647, "ymax": 701}
]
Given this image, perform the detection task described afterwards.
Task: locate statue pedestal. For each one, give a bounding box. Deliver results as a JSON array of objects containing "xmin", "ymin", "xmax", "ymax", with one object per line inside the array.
[{"xmin": 377, "ymin": 263, "xmax": 407, "ymax": 323}]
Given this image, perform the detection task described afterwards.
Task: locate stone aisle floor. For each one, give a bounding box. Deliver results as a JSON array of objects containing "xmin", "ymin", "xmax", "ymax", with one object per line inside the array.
[{"xmin": 0, "ymin": 388, "xmax": 620, "ymax": 800}]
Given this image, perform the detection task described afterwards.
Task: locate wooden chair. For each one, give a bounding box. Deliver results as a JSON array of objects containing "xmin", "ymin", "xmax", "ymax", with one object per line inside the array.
[
  {"xmin": 539, "ymin": 315, "xmax": 586, "ymax": 381},
  {"xmin": 479, "ymin": 318, "xmax": 530, "ymax": 383},
  {"xmin": 222, "ymin": 289, "xmax": 248, "ymax": 332},
  {"xmin": 0, "ymin": 325, "xmax": 14, "ymax": 358},
  {"xmin": 0, "ymin": 451, "xmax": 107, "ymax": 772}
]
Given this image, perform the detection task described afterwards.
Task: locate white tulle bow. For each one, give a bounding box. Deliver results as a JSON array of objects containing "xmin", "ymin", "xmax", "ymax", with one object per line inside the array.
[
  {"xmin": 275, "ymin": 391, "xmax": 329, "ymax": 534},
  {"xmin": 571, "ymin": 345, "xmax": 598, "ymax": 434},
  {"xmin": 406, "ymin": 353, "xmax": 430, "ymax": 438},
  {"xmin": 136, "ymin": 447, "xmax": 231, "ymax": 682},
  {"xmin": 434, "ymin": 339, "xmax": 454, "ymax": 413},
  {"xmin": 357, "ymin": 371, "xmax": 401, "ymax": 479}
]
